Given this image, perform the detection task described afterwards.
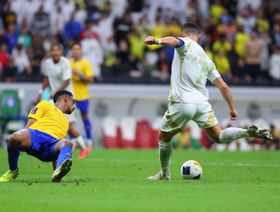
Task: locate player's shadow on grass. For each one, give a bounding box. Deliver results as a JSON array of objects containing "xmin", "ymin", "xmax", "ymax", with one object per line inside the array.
[{"xmin": 17, "ymin": 178, "xmax": 89, "ymax": 185}]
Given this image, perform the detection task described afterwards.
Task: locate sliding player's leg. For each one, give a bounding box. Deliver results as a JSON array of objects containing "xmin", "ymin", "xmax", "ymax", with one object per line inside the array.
[
  {"xmin": 52, "ymin": 161, "xmax": 57, "ymax": 171},
  {"xmin": 0, "ymin": 129, "xmax": 31, "ymax": 182},
  {"xmin": 20, "ymin": 130, "xmax": 73, "ymax": 182},
  {"xmin": 52, "ymin": 139, "xmax": 73, "ymax": 182}
]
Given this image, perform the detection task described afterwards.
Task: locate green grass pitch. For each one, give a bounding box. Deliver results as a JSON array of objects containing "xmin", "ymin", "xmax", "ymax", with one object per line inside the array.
[{"xmin": 0, "ymin": 149, "xmax": 279, "ymax": 212}]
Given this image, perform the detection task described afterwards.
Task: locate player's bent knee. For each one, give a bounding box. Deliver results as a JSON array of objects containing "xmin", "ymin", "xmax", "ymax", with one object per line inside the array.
[
  {"xmin": 9, "ymin": 132, "xmax": 22, "ymax": 146},
  {"xmin": 204, "ymin": 124, "xmax": 222, "ymax": 144},
  {"xmin": 159, "ymin": 131, "xmax": 176, "ymax": 143},
  {"xmin": 9, "ymin": 129, "xmax": 31, "ymax": 148},
  {"xmin": 9, "ymin": 133, "xmax": 17, "ymax": 142},
  {"xmin": 61, "ymin": 139, "xmax": 73, "ymax": 148},
  {"xmin": 206, "ymin": 132, "xmax": 221, "ymax": 143},
  {"xmin": 213, "ymin": 136, "xmax": 221, "ymax": 143}
]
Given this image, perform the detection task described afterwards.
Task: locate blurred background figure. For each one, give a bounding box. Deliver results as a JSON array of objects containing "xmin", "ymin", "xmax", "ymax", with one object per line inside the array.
[
  {"xmin": 269, "ymin": 46, "xmax": 280, "ymax": 85},
  {"xmin": 69, "ymin": 42, "xmax": 94, "ymax": 151}
]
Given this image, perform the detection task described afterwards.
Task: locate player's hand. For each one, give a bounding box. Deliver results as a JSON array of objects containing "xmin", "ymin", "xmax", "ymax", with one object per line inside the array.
[
  {"xmin": 229, "ymin": 109, "xmax": 238, "ymax": 120},
  {"xmin": 144, "ymin": 36, "xmax": 156, "ymax": 45}
]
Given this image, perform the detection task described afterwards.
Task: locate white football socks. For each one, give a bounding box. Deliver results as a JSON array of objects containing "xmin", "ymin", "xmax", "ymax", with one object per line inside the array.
[
  {"xmin": 75, "ymin": 135, "xmax": 87, "ymax": 149},
  {"xmin": 159, "ymin": 140, "xmax": 172, "ymax": 176},
  {"xmin": 219, "ymin": 127, "xmax": 249, "ymax": 143}
]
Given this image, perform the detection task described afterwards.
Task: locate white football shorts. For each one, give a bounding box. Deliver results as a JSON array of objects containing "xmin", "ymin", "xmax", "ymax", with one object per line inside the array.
[{"xmin": 161, "ymin": 101, "xmax": 218, "ymax": 133}]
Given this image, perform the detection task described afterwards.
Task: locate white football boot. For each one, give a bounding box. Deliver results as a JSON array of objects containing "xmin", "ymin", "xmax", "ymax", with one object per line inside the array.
[
  {"xmin": 147, "ymin": 171, "xmax": 171, "ymax": 180},
  {"xmin": 247, "ymin": 125, "xmax": 273, "ymax": 141}
]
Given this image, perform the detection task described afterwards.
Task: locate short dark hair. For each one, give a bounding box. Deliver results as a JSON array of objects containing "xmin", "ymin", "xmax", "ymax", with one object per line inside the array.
[
  {"xmin": 182, "ymin": 22, "xmax": 200, "ymax": 35},
  {"xmin": 72, "ymin": 42, "xmax": 81, "ymax": 48},
  {"xmin": 53, "ymin": 90, "xmax": 73, "ymax": 103},
  {"xmin": 50, "ymin": 43, "xmax": 64, "ymax": 51}
]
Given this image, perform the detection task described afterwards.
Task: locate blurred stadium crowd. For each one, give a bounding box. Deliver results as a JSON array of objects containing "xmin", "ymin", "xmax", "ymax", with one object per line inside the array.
[{"xmin": 0, "ymin": 0, "xmax": 280, "ymax": 85}]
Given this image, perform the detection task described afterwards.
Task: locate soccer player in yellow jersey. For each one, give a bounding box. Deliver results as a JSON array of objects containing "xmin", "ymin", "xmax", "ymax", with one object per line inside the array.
[
  {"xmin": 70, "ymin": 42, "xmax": 93, "ymax": 158},
  {"xmin": 37, "ymin": 43, "xmax": 89, "ymax": 159},
  {"xmin": 0, "ymin": 90, "xmax": 75, "ymax": 183}
]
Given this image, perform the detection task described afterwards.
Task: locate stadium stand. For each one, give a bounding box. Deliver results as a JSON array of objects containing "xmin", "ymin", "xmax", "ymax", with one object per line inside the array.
[{"xmin": 0, "ymin": 0, "xmax": 280, "ymax": 85}]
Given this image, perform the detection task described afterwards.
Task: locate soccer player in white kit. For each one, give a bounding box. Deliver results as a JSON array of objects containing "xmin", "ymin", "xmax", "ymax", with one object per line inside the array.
[
  {"xmin": 144, "ymin": 23, "xmax": 273, "ymax": 180},
  {"xmin": 36, "ymin": 43, "xmax": 89, "ymax": 159}
]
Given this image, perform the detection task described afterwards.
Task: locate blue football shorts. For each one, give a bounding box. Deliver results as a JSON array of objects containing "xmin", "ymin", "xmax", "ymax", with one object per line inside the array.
[
  {"xmin": 25, "ymin": 129, "xmax": 60, "ymax": 162},
  {"xmin": 75, "ymin": 99, "xmax": 90, "ymax": 114}
]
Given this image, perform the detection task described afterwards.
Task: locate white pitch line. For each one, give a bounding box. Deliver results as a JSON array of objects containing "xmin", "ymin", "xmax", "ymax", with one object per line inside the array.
[
  {"xmin": 206, "ymin": 162, "xmax": 280, "ymax": 168},
  {"xmin": 82, "ymin": 158, "xmax": 280, "ymax": 168}
]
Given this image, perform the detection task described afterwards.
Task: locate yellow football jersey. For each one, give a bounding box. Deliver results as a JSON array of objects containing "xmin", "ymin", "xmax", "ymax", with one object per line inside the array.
[
  {"xmin": 28, "ymin": 101, "xmax": 69, "ymax": 139},
  {"xmin": 70, "ymin": 58, "xmax": 93, "ymax": 101}
]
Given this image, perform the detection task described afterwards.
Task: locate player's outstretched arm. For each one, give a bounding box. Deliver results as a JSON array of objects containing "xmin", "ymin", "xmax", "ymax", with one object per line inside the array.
[
  {"xmin": 36, "ymin": 77, "xmax": 50, "ymax": 104},
  {"xmin": 58, "ymin": 79, "xmax": 70, "ymax": 91},
  {"xmin": 50, "ymin": 79, "xmax": 71, "ymax": 98},
  {"xmin": 25, "ymin": 118, "xmax": 36, "ymax": 128},
  {"xmin": 144, "ymin": 36, "xmax": 181, "ymax": 47},
  {"xmin": 214, "ymin": 77, "xmax": 238, "ymax": 120}
]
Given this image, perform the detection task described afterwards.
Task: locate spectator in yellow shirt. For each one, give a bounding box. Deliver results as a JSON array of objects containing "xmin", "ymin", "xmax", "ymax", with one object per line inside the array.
[
  {"xmin": 167, "ymin": 18, "xmax": 182, "ymax": 37},
  {"xmin": 148, "ymin": 17, "xmax": 167, "ymax": 51},
  {"xmin": 214, "ymin": 50, "xmax": 232, "ymax": 81},
  {"xmin": 234, "ymin": 26, "xmax": 250, "ymax": 58},
  {"xmin": 128, "ymin": 29, "xmax": 145, "ymax": 60},
  {"xmin": 256, "ymin": 10, "xmax": 269, "ymax": 33},
  {"xmin": 213, "ymin": 33, "xmax": 232, "ymax": 55},
  {"xmin": 210, "ymin": 0, "xmax": 224, "ymax": 23}
]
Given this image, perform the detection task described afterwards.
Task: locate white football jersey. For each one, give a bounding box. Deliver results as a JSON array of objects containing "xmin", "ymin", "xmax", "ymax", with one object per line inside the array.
[
  {"xmin": 169, "ymin": 37, "xmax": 220, "ymax": 103},
  {"xmin": 42, "ymin": 56, "xmax": 74, "ymax": 94}
]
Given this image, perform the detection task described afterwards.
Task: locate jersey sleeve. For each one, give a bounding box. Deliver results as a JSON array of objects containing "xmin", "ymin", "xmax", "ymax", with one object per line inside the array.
[
  {"xmin": 207, "ymin": 60, "xmax": 221, "ymax": 83},
  {"xmin": 62, "ymin": 60, "xmax": 72, "ymax": 81},
  {"xmin": 28, "ymin": 101, "xmax": 49, "ymax": 120},
  {"xmin": 175, "ymin": 38, "xmax": 186, "ymax": 57},
  {"xmin": 84, "ymin": 59, "xmax": 94, "ymax": 77}
]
